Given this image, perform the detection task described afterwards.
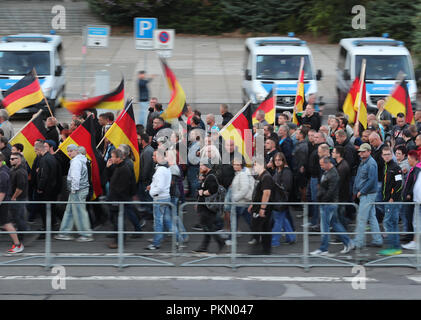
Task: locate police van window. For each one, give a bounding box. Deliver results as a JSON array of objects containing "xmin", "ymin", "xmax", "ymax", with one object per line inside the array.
[
  {"xmin": 338, "ymin": 46, "xmax": 346, "ymax": 70},
  {"xmin": 0, "ymin": 51, "xmax": 50, "ymax": 75},
  {"xmin": 256, "ymin": 55, "xmax": 313, "ymax": 80},
  {"xmin": 355, "ymin": 55, "xmax": 412, "ymax": 80},
  {"xmin": 57, "ymin": 43, "xmax": 64, "ymax": 66}
]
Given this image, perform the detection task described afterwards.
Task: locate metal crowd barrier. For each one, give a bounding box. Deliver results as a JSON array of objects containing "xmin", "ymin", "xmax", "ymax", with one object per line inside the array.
[
  {"xmin": 0, "ymin": 200, "xmax": 420, "ymax": 270},
  {"xmin": 0, "ymin": 201, "xmax": 176, "ymax": 269}
]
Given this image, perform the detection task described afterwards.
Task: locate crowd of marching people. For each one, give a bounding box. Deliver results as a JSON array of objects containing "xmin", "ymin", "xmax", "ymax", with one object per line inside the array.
[{"xmin": 1, "ymin": 93, "xmax": 421, "ymax": 257}]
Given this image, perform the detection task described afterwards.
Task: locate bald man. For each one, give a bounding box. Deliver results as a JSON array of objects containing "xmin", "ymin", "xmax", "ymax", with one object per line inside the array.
[{"xmin": 376, "ymin": 99, "xmax": 392, "ymax": 131}]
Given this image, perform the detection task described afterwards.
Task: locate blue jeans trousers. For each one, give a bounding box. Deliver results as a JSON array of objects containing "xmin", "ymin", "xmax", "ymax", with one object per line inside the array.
[
  {"xmin": 271, "ymin": 209, "xmax": 296, "ymax": 245},
  {"xmin": 152, "ymin": 198, "xmax": 173, "ymax": 247},
  {"xmin": 319, "ymin": 204, "xmax": 350, "ymax": 252},
  {"xmin": 353, "ymin": 193, "xmax": 383, "ymax": 248},
  {"xmin": 383, "ymin": 203, "xmax": 401, "ymax": 249}
]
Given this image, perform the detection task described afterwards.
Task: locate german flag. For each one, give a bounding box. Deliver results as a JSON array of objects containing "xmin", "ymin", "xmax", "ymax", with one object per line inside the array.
[
  {"xmin": 354, "ymin": 77, "xmax": 368, "ymax": 130},
  {"xmin": 104, "ymin": 100, "xmax": 140, "ymax": 182},
  {"xmin": 9, "ymin": 110, "xmax": 46, "ymax": 168},
  {"xmin": 159, "ymin": 58, "xmax": 186, "ymax": 122},
  {"xmin": 292, "ymin": 68, "xmax": 305, "ymax": 125},
  {"xmin": 384, "ymin": 80, "xmax": 414, "ymax": 124},
  {"xmin": 1, "ymin": 69, "xmax": 44, "ymax": 116},
  {"xmin": 219, "ymin": 102, "xmax": 253, "ymax": 164},
  {"xmin": 59, "ymin": 116, "xmax": 105, "ymax": 199},
  {"xmin": 60, "ymin": 79, "xmax": 124, "ymax": 115},
  {"xmin": 342, "ymin": 77, "xmax": 360, "ymax": 124},
  {"xmin": 252, "ymin": 87, "xmax": 275, "ymax": 125}
]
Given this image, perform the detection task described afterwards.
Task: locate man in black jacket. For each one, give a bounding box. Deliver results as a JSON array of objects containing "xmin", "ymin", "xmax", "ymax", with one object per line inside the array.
[
  {"xmin": 34, "ymin": 141, "xmax": 59, "ymax": 236},
  {"xmin": 220, "ymin": 103, "xmax": 234, "ymax": 126},
  {"xmin": 332, "ymin": 146, "xmax": 352, "ymax": 230},
  {"xmin": 248, "ymin": 158, "xmax": 273, "ymax": 255},
  {"xmin": 192, "ymin": 162, "xmax": 225, "ymax": 254},
  {"xmin": 138, "ymin": 133, "xmax": 155, "ymax": 216},
  {"xmin": 378, "ymin": 146, "xmax": 403, "ymax": 256},
  {"xmin": 311, "ymin": 157, "xmax": 353, "ymax": 256},
  {"xmin": 103, "ymin": 149, "xmax": 137, "ymax": 249}
]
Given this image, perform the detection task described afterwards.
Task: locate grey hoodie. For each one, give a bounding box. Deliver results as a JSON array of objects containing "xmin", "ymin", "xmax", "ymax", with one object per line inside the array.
[{"xmin": 67, "ymin": 153, "xmax": 89, "ymax": 192}]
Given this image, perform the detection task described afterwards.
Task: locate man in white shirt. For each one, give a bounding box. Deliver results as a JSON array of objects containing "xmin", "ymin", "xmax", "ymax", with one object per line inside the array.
[{"xmin": 146, "ymin": 148, "xmax": 172, "ymax": 250}]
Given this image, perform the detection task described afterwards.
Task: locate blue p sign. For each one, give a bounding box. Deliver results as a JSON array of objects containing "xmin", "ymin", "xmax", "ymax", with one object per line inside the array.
[{"xmin": 134, "ymin": 18, "xmax": 157, "ymax": 39}]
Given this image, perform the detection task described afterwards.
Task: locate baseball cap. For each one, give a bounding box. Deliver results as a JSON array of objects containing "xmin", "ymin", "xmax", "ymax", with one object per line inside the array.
[{"xmin": 358, "ymin": 143, "xmax": 371, "ymax": 152}]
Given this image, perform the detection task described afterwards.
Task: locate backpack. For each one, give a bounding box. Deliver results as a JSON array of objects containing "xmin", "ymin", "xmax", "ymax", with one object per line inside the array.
[
  {"xmin": 86, "ymin": 159, "xmax": 94, "ymax": 201},
  {"xmin": 204, "ymin": 173, "xmax": 226, "ymax": 214}
]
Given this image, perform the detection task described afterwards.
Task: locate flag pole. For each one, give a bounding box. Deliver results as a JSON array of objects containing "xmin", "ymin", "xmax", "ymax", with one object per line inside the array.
[
  {"xmin": 293, "ymin": 57, "xmax": 305, "ymax": 123},
  {"xmin": 219, "ymin": 100, "xmax": 252, "ymax": 135},
  {"xmin": 9, "ymin": 109, "xmax": 43, "ymax": 142},
  {"xmin": 354, "ymin": 59, "xmax": 367, "ymax": 137},
  {"xmin": 272, "ymin": 85, "xmax": 277, "ymax": 126},
  {"xmin": 33, "ymin": 68, "xmax": 54, "ymax": 118}
]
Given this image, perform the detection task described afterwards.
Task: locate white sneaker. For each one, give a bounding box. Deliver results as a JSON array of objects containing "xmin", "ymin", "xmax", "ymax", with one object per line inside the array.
[
  {"xmin": 54, "ymin": 234, "xmax": 74, "ymax": 241},
  {"xmin": 310, "ymin": 249, "xmax": 330, "ymax": 256},
  {"xmin": 225, "ymin": 240, "xmax": 232, "ymax": 246},
  {"xmin": 402, "ymin": 241, "xmax": 417, "ymax": 250},
  {"xmin": 7, "ymin": 243, "xmax": 24, "ymax": 254},
  {"xmin": 248, "ymin": 238, "xmax": 257, "ymax": 245},
  {"xmin": 340, "ymin": 243, "xmax": 355, "ymax": 254},
  {"xmin": 76, "ymin": 236, "xmax": 94, "ymax": 242}
]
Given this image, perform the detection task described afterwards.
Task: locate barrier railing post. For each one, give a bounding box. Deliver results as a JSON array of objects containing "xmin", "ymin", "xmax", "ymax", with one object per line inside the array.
[
  {"xmin": 45, "ymin": 203, "xmax": 52, "ymax": 269},
  {"xmin": 118, "ymin": 203, "xmax": 124, "ymax": 269},
  {"xmin": 303, "ymin": 203, "xmax": 309, "ymax": 271},
  {"xmin": 416, "ymin": 204, "xmax": 420, "ymax": 271},
  {"xmin": 171, "ymin": 202, "xmax": 177, "ymax": 264},
  {"xmin": 231, "ymin": 205, "xmax": 237, "ymax": 269}
]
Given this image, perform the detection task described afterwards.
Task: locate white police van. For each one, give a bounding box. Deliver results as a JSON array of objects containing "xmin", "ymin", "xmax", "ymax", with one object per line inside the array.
[
  {"xmin": 0, "ymin": 32, "xmax": 66, "ymax": 115},
  {"xmin": 242, "ymin": 35, "xmax": 322, "ymax": 112},
  {"xmin": 336, "ymin": 35, "xmax": 417, "ymax": 112}
]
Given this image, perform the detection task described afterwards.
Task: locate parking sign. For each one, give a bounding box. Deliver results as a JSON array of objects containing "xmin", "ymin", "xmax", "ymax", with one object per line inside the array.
[{"xmin": 134, "ymin": 17, "xmax": 157, "ymax": 50}]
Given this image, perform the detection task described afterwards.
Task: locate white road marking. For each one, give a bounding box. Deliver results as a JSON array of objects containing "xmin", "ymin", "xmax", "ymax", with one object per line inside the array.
[
  {"xmin": 0, "ymin": 275, "xmax": 378, "ymax": 282},
  {"xmin": 407, "ymin": 276, "xmax": 421, "ymax": 283}
]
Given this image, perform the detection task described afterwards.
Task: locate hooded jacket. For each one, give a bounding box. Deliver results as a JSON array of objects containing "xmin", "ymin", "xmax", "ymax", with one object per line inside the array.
[
  {"xmin": 381, "ymin": 159, "xmax": 403, "ymax": 202},
  {"xmin": 67, "ymin": 153, "xmax": 89, "ymax": 193}
]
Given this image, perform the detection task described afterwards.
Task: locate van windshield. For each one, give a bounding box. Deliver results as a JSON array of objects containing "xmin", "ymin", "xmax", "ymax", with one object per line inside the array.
[
  {"xmin": 355, "ymin": 55, "xmax": 413, "ymax": 80},
  {"xmin": 0, "ymin": 51, "xmax": 50, "ymax": 75},
  {"xmin": 256, "ymin": 55, "xmax": 313, "ymax": 80}
]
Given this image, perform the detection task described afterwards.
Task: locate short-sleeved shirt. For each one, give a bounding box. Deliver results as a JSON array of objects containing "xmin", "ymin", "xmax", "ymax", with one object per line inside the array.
[
  {"xmin": 10, "ymin": 165, "xmax": 28, "ymax": 200},
  {"xmin": 251, "ymin": 170, "xmax": 273, "ymax": 213}
]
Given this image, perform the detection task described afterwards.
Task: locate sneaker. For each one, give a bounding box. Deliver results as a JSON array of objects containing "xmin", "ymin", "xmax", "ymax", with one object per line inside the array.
[
  {"xmin": 192, "ymin": 248, "xmax": 208, "ymax": 254},
  {"xmin": 310, "ymin": 249, "xmax": 330, "ymax": 256},
  {"xmin": 76, "ymin": 236, "xmax": 94, "ymax": 242},
  {"xmin": 377, "ymin": 248, "xmax": 402, "ymax": 256},
  {"xmin": 402, "ymin": 241, "xmax": 417, "ymax": 250},
  {"xmin": 225, "ymin": 240, "xmax": 232, "ymax": 246},
  {"xmin": 145, "ymin": 244, "xmax": 160, "ymax": 250},
  {"xmin": 192, "ymin": 224, "xmax": 204, "ymax": 231},
  {"xmin": 7, "ymin": 243, "xmax": 24, "ymax": 254},
  {"xmin": 54, "ymin": 234, "xmax": 75, "ymax": 241},
  {"xmin": 248, "ymin": 238, "xmax": 257, "ymax": 245},
  {"xmin": 340, "ymin": 243, "xmax": 355, "ymax": 254},
  {"xmin": 107, "ymin": 242, "xmax": 118, "ymax": 249}
]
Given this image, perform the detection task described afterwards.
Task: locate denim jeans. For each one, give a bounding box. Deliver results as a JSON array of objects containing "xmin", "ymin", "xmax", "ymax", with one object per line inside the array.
[
  {"xmin": 152, "ymin": 197, "xmax": 173, "ymax": 247},
  {"xmin": 137, "ymin": 101, "xmax": 149, "ymax": 126},
  {"xmin": 375, "ymin": 181, "xmax": 385, "ymax": 220},
  {"xmin": 186, "ymin": 165, "xmax": 199, "ymax": 199},
  {"xmin": 271, "ymin": 209, "xmax": 296, "ymax": 246},
  {"xmin": 59, "ymin": 189, "xmax": 92, "ymax": 237},
  {"xmin": 223, "ymin": 187, "xmax": 232, "ymax": 212},
  {"xmin": 171, "ymin": 196, "xmax": 188, "ymax": 242},
  {"xmin": 353, "ymin": 193, "xmax": 383, "ymax": 248},
  {"xmin": 319, "ymin": 204, "xmax": 350, "ymax": 252},
  {"xmin": 307, "ymin": 177, "xmax": 319, "ymax": 226},
  {"xmin": 383, "ymin": 204, "xmax": 401, "ymax": 249}
]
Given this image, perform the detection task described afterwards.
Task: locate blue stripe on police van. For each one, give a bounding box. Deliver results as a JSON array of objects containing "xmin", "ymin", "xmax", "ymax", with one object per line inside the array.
[
  {"xmin": 262, "ymin": 83, "xmax": 310, "ymax": 95},
  {"xmin": 365, "ymin": 84, "xmax": 394, "ymax": 95},
  {"xmin": 0, "ymin": 78, "xmax": 46, "ymax": 90}
]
